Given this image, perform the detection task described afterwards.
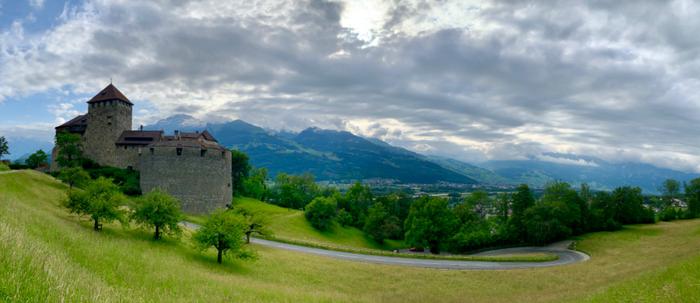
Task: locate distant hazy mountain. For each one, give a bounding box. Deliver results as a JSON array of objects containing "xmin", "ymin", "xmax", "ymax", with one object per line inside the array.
[
  {"xmin": 480, "ymin": 153, "xmax": 700, "ymax": 193},
  {"xmin": 146, "ymin": 115, "xmax": 700, "ymax": 191},
  {"xmin": 1, "ymin": 137, "xmax": 53, "ymax": 162}
]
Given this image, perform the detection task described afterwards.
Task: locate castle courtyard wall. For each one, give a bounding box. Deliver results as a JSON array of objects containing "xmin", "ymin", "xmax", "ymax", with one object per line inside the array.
[{"xmin": 139, "ymin": 146, "xmax": 232, "ymax": 214}]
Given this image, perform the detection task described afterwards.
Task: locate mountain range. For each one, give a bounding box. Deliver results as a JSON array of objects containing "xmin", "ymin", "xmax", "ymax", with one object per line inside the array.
[{"xmin": 146, "ymin": 114, "xmax": 700, "ymax": 193}]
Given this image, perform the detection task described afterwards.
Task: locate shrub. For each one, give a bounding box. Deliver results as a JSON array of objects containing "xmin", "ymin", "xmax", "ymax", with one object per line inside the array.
[{"xmin": 304, "ymin": 196, "xmax": 337, "ymax": 231}]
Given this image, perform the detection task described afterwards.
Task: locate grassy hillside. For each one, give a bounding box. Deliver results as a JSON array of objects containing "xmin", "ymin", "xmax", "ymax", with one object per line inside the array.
[
  {"xmin": 2, "ymin": 170, "xmax": 700, "ymax": 302},
  {"xmin": 231, "ymin": 197, "xmax": 405, "ymax": 250}
]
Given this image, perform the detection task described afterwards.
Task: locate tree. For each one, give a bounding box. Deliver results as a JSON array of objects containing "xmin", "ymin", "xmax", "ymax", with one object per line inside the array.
[
  {"xmin": 523, "ymin": 201, "xmax": 573, "ymax": 245},
  {"xmin": 336, "ymin": 208, "xmax": 353, "ymax": 227},
  {"xmin": 0, "ymin": 136, "xmax": 9, "ymax": 160},
  {"xmin": 464, "ymin": 191, "xmax": 491, "ymax": 218},
  {"xmin": 230, "ymin": 150, "xmax": 251, "ymax": 196},
  {"xmin": 611, "ymin": 186, "xmax": 654, "ymax": 224},
  {"xmin": 193, "ymin": 210, "xmax": 251, "ymax": 264},
  {"xmin": 26, "ymin": 149, "xmax": 48, "ymax": 169},
  {"xmin": 539, "ymin": 182, "xmax": 585, "ymax": 234},
  {"xmin": 685, "ymin": 178, "xmax": 700, "ymax": 218},
  {"xmin": 404, "ymin": 196, "xmax": 458, "ymax": 254},
  {"xmin": 494, "ymin": 193, "xmax": 511, "ymax": 222},
  {"xmin": 55, "ymin": 132, "xmax": 83, "ymax": 168},
  {"xmin": 131, "ymin": 189, "xmax": 184, "ymax": 240},
  {"xmin": 233, "ymin": 208, "xmax": 271, "ymax": 244},
  {"xmin": 661, "ymin": 179, "xmax": 681, "ymax": 201},
  {"xmin": 339, "ymin": 182, "xmax": 373, "ymax": 227},
  {"xmin": 363, "ymin": 203, "xmax": 400, "ymax": 244},
  {"xmin": 62, "ymin": 177, "xmax": 128, "ymax": 231},
  {"xmin": 242, "ymin": 167, "xmax": 268, "ymax": 200},
  {"xmin": 270, "ymin": 173, "xmax": 319, "ymax": 209},
  {"xmin": 304, "ymin": 196, "xmax": 337, "ymax": 231},
  {"xmin": 57, "ymin": 167, "xmax": 91, "ymax": 190},
  {"xmin": 508, "ymin": 184, "xmax": 535, "ymax": 240}
]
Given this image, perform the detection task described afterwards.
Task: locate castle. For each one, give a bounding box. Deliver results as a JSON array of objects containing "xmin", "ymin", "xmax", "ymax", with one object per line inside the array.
[{"xmin": 52, "ymin": 84, "xmax": 232, "ymax": 214}]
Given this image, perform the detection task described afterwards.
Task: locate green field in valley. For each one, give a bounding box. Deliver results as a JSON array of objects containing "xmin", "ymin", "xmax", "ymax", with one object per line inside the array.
[{"xmin": 2, "ymin": 170, "xmax": 700, "ymax": 302}]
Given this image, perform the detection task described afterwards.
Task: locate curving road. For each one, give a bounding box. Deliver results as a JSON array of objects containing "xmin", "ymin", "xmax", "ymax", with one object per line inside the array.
[{"xmin": 181, "ymin": 221, "xmax": 589, "ymax": 270}]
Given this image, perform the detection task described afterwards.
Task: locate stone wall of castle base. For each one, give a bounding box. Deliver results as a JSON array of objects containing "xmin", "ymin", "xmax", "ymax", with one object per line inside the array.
[{"xmin": 139, "ymin": 148, "xmax": 232, "ymax": 214}]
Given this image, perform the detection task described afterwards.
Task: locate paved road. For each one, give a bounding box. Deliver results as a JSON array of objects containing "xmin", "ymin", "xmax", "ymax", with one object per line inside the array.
[{"xmin": 181, "ymin": 221, "xmax": 589, "ymax": 270}]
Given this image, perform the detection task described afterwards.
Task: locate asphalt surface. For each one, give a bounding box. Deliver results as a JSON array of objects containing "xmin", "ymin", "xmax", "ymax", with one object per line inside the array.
[{"xmin": 182, "ymin": 221, "xmax": 589, "ymax": 270}]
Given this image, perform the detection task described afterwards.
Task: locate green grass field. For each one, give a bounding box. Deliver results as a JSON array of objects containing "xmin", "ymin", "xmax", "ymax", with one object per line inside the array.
[{"xmin": 2, "ymin": 170, "xmax": 700, "ymax": 302}]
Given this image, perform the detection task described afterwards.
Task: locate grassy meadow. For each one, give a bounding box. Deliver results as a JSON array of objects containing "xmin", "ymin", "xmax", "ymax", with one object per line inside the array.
[{"xmin": 2, "ymin": 170, "xmax": 700, "ymax": 302}]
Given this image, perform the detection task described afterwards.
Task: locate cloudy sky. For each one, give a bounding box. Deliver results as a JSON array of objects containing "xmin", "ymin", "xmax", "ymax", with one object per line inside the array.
[{"xmin": 1, "ymin": 0, "xmax": 699, "ymax": 172}]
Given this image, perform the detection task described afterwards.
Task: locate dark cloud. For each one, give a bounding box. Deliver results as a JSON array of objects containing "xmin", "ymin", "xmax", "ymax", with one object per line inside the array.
[{"xmin": 2, "ymin": 0, "xmax": 700, "ymax": 171}]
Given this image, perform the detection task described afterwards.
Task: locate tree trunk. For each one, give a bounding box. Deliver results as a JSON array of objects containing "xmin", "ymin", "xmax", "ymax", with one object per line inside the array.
[
  {"xmin": 93, "ymin": 218, "xmax": 100, "ymax": 231},
  {"xmin": 217, "ymin": 249, "xmax": 223, "ymax": 264},
  {"xmin": 246, "ymin": 232, "xmax": 251, "ymax": 244},
  {"xmin": 154, "ymin": 225, "xmax": 160, "ymax": 240}
]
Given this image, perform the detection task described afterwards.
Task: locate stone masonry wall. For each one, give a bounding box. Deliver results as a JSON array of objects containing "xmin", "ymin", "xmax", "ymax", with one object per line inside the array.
[
  {"xmin": 114, "ymin": 145, "xmax": 142, "ymax": 170},
  {"xmin": 139, "ymin": 146, "xmax": 232, "ymax": 214},
  {"xmin": 83, "ymin": 101, "xmax": 132, "ymax": 168}
]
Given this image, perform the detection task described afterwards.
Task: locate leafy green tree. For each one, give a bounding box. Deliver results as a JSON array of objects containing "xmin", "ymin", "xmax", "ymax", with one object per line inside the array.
[
  {"xmin": 233, "ymin": 208, "xmax": 271, "ymax": 244},
  {"xmin": 611, "ymin": 186, "xmax": 654, "ymax": 224},
  {"xmin": 508, "ymin": 184, "xmax": 534, "ymax": 240},
  {"xmin": 661, "ymin": 179, "xmax": 681, "ymax": 202},
  {"xmin": 685, "ymin": 178, "xmax": 700, "ymax": 218},
  {"xmin": 523, "ymin": 201, "xmax": 572, "ymax": 244},
  {"xmin": 230, "ymin": 150, "xmax": 251, "ymax": 196},
  {"xmin": 26, "ymin": 149, "xmax": 48, "ymax": 169},
  {"xmin": 271, "ymin": 173, "xmax": 319, "ymax": 209},
  {"xmin": 55, "ymin": 132, "xmax": 84, "ymax": 168},
  {"xmin": 62, "ymin": 177, "xmax": 128, "ymax": 231},
  {"xmin": 304, "ymin": 196, "xmax": 337, "ymax": 230},
  {"xmin": 404, "ymin": 196, "xmax": 458, "ymax": 254},
  {"xmin": 339, "ymin": 182, "xmax": 373, "ymax": 227},
  {"xmin": 363, "ymin": 203, "xmax": 401, "ymax": 243},
  {"xmin": 242, "ymin": 167, "xmax": 268, "ymax": 200},
  {"xmin": 193, "ymin": 210, "xmax": 252, "ymax": 264},
  {"xmin": 57, "ymin": 167, "xmax": 91, "ymax": 190},
  {"xmin": 131, "ymin": 189, "xmax": 184, "ymax": 240},
  {"xmin": 494, "ymin": 193, "xmax": 511, "ymax": 222},
  {"xmin": 539, "ymin": 182, "xmax": 585, "ymax": 234},
  {"xmin": 0, "ymin": 136, "xmax": 8, "ymax": 160},
  {"xmin": 464, "ymin": 191, "xmax": 490, "ymax": 218},
  {"xmin": 336, "ymin": 208, "xmax": 353, "ymax": 227},
  {"xmin": 588, "ymin": 191, "xmax": 621, "ymax": 231}
]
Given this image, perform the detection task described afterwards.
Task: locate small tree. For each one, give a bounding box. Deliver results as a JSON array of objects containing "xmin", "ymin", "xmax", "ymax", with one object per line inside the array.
[
  {"xmin": 132, "ymin": 189, "xmax": 184, "ymax": 240},
  {"xmin": 26, "ymin": 149, "xmax": 48, "ymax": 169},
  {"xmin": 233, "ymin": 208, "xmax": 271, "ymax": 244},
  {"xmin": 231, "ymin": 150, "xmax": 251, "ymax": 196},
  {"xmin": 304, "ymin": 196, "xmax": 337, "ymax": 231},
  {"xmin": 55, "ymin": 132, "xmax": 83, "ymax": 168},
  {"xmin": 0, "ymin": 136, "xmax": 9, "ymax": 160},
  {"xmin": 336, "ymin": 208, "xmax": 353, "ymax": 227},
  {"xmin": 57, "ymin": 167, "xmax": 91, "ymax": 190},
  {"xmin": 193, "ymin": 210, "xmax": 251, "ymax": 264},
  {"xmin": 62, "ymin": 177, "xmax": 128, "ymax": 231}
]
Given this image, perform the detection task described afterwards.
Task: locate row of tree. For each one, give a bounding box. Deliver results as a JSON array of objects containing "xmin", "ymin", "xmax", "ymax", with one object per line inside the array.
[{"xmin": 61, "ymin": 171, "xmax": 257, "ymax": 264}]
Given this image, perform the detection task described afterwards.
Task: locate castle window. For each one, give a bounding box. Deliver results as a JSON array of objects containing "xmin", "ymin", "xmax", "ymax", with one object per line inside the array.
[
  {"xmin": 200, "ymin": 149, "xmax": 207, "ymax": 157},
  {"xmin": 176, "ymin": 148, "xmax": 183, "ymax": 156},
  {"xmin": 124, "ymin": 145, "xmax": 127, "ymax": 150},
  {"xmin": 149, "ymin": 148, "xmax": 154, "ymax": 155}
]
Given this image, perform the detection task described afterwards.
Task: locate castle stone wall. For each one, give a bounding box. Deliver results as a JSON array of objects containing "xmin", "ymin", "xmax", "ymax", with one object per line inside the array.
[
  {"xmin": 139, "ymin": 146, "xmax": 232, "ymax": 214},
  {"xmin": 114, "ymin": 145, "xmax": 142, "ymax": 170},
  {"xmin": 84, "ymin": 101, "xmax": 132, "ymax": 167}
]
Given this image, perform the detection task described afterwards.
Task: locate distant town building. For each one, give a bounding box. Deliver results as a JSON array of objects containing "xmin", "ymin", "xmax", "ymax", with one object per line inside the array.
[{"xmin": 52, "ymin": 84, "xmax": 232, "ymax": 214}]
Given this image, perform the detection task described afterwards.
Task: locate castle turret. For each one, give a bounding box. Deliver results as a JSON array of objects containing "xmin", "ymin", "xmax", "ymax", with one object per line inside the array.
[{"xmin": 83, "ymin": 84, "xmax": 133, "ymax": 167}]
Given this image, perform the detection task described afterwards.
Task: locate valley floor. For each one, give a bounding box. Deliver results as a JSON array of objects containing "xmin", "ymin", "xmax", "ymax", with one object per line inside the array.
[{"xmin": 2, "ymin": 171, "xmax": 700, "ymax": 302}]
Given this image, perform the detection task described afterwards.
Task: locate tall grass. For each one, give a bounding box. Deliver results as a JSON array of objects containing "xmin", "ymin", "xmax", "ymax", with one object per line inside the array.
[{"xmin": 2, "ymin": 171, "xmax": 700, "ymax": 302}]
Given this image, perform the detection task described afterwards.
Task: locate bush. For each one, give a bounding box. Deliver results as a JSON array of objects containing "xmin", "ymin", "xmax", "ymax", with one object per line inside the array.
[
  {"xmin": 0, "ymin": 162, "xmax": 9, "ymax": 171},
  {"xmin": 659, "ymin": 207, "xmax": 683, "ymax": 222},
  {"xmin": 304, "ymin": 197, "xmax": 337, "ymax": 231},
  {"xmin": 85, "ymin": 166, "xmax": 141, "ymax": 195}
]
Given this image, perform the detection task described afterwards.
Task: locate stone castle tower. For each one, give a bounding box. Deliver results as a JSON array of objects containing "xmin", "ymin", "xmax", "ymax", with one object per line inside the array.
[{"xmin": 83, "ymin": 84, "xmax": 133, "ymax": 167}]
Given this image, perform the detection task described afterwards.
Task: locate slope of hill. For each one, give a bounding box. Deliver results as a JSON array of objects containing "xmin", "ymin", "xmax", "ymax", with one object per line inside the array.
[{"xmin": 3, "ymin": 170, "xmax": 700, "ymax": 302}]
